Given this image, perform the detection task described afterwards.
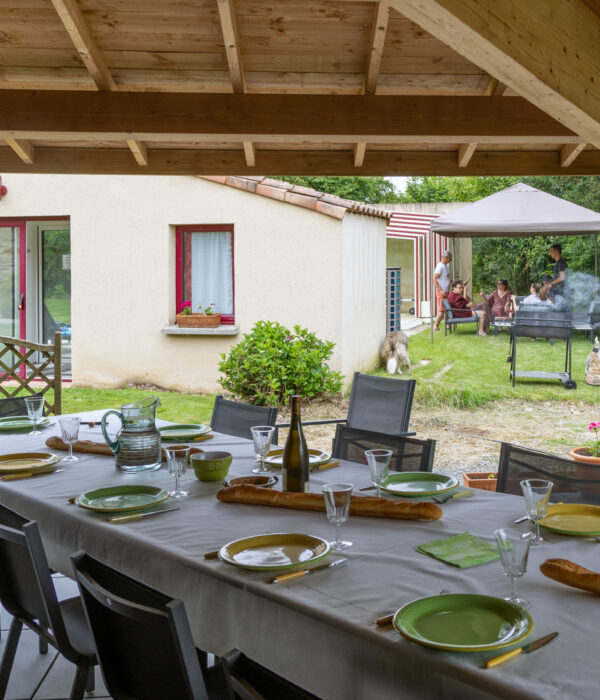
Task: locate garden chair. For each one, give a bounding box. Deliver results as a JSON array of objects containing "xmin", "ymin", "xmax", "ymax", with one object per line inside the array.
[
  {"xmin": 0, "ymin": 332, "xmax": 62, "ymax": 415},
  {"xmin": 0, "ymin": 393, "xmax": 44, "ymax": 418},
  {"xmin": 496, "ymin": 442, "xmax": 600, "ymax": 504},
  {"xmin": 210, "ymin": 395, "xmax": 277, "ymax": 441},
  {"xmin": 71, "ymin": 550, "xmax": 319, "ymax": 700},
  {"xmin": 0, "ymin": 504, "xmax": 96, "ymax": 700},
  {"xmin": 332, "ymin": 425, "xmax": 435, "ymax": 472},
  {"xmin": 277, "ymin": 373, "xmax": 416, "ymax": 438},
  {"xmin": 442, "ymin": 299, "xmax": 478, "ymax": 336}
]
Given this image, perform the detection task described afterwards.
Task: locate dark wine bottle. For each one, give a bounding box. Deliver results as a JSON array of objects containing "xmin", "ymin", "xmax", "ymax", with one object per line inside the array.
[{"xmin": 282, "ymin": 395, "xmax": 310, "ymax": 492}]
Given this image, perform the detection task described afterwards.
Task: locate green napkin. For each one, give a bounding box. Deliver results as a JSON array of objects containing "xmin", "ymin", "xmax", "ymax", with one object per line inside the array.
[{"xmin": 416, "ymin": 532, "xmax": 499, "ymax": 568}]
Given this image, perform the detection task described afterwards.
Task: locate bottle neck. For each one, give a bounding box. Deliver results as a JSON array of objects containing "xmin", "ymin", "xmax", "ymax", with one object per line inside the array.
[{"xmin": 290, "ymin": 395, "xmax": 302, "ymax": 422}]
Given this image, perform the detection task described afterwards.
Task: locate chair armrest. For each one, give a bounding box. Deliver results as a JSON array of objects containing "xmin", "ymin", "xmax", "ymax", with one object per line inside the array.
[{"xmin": 275, "ymin": 418, "xmax": 347, "ymax": 429}]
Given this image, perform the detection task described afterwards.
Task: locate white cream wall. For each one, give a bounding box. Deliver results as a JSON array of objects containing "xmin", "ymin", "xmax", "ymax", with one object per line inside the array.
[
  {"xmin": 0, "ymin": 174, "xmax": 344, "ymax": 393},
  {"xmin": 341, "ymin": 214, "xmax": 387, "ymax": 381}
]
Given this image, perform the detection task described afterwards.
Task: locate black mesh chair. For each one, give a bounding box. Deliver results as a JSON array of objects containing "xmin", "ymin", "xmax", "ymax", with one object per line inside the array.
[
  {"xmin": 0, "ymin": 504, "xmax": 96, "ymax": 700},
  {"xmin": 71, "ymin": 550, "xmax": 318, "ymax": 700},
  {"xmin": 442, "ymin": 299, "xmax": 478, "ymax": 335},
  {"xmin": 277, "ymin": 373, "xmax": 416, "ymax": 438},
  {"xmin": 210, "ymin": 395, "xmax": 278, "ymax": 441},
  {"xmin": 332, "ymin": 425, "xmax": 435, "ymax": 472},
  {"xmin": 0, "ymin": 394, "xmax": 43, "ymax": 418},
  {"xmin": 497, "ymin": 442, "xmax": 600, "ymax": 504}
]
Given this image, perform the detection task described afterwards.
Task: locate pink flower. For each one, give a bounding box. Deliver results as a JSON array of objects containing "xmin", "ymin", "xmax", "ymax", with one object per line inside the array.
[
  {"xmin": 588, "ymin": 422, "xmax": 600, "ymax": 431},
  {"xmin": 182, "ymin": 301, "xmax": 191, "ymax": 308}
]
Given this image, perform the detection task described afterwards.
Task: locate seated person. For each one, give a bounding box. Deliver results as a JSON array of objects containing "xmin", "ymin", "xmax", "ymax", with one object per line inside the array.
[
  {"xmin": 542, "ymin": 274, "xmax": 555, "ymax": 301},
  {"xmin": 477, "ymin": 278, "xmax": 513, "ymax": 331},
  {"xmin": 447, "ymin": 280, "xmax": 487, "ymax": 335},
  {"xmin": 512, "ymin": 282, "xmax": 552, "ymax": 311}
]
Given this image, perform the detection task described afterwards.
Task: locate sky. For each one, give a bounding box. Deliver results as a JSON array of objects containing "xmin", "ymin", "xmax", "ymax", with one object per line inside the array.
[{"xmin": 387, "ymin": 176, "xmax": 409, "ymax": 193}]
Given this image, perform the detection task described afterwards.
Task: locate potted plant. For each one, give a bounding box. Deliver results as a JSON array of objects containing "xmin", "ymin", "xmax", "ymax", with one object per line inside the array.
[
  {"xmin": 569, "ymin": 421, "xmax": 600, "ymax": 465},
  {"xmin": 462, "ymin": 471, "xmax": 498, "ymax": 491},
  {"xmin": 176, "ymin": 302, "xmax": 221, "ymax": 328}
]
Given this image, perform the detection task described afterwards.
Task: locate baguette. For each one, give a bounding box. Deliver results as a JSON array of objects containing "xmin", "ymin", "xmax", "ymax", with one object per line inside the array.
[
  {"xmin": 216, "ymin": 484, "xmax": 442, "ymax": 520},
  {"xmin": 540, "ymin": 558, "xmax": 600, "ymax": 595},
  {"xmin": 45, "ymin": 436, "xmax": 203, "ymax": 462}
]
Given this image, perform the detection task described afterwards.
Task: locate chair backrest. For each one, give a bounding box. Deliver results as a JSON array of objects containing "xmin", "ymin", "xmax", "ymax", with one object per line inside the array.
[
  {"xmin": 0, "ymin": 503, "xmax": 74, "ymax": 656},
  {"xmin": 210, "ymin": 395, "xmax": 277, "ymax": 440},
  {"xmin": 71, "ymin": 551, "xmax": 213, "ymax": 700},
  {"xmin": 588, "ymin": 298, "xmax": 600, "ymax": 325},
  {"xmin": 0, "ymin": 393, "xmax": 43, "ymax": 418},
  {"xmin": 497, "ymin": 442, "xmax": 600, "ymax": 504},
  {"xmin": 345, "ymin": 373, "xmax": 415, "ymax": 435},
  {"xmin": 0, "ymin": 332, "xmax": 62, "ymax": 415},
  {"xmin": 332, "ymin": 425, "xmax": 435, "ymax": 472}
]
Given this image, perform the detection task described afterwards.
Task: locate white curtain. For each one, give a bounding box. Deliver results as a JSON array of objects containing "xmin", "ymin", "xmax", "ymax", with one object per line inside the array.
[{"xmin": 190, "ymin": 232, "xmax": 233, "ymax": 314}]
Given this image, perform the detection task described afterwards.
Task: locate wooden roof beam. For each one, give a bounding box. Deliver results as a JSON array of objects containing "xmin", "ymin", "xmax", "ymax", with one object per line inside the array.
[
  {"xmin": 560, "ymin": 142, "xmax": 587, "ymax": 167},
  {"xmin": 126, "ymin": 140, "xmax": 148, "ymax": 166},
  {"xmin": 484, "ymin": 77, "xmax": 506, "ymax": 97},
  {"xmin": 388, "ymin": 0, "xmax": 600, "ymax": 148},
  {"xmin": 5, "ymin": 139, "xmax": 34, "ymax": 165},
  {"xmin": 217, "ymin": 0, "xmax": 245, "ymax": 93},
  {"xmin": 243, "ymin": 141, "xmax": 255, "ymax": 167},
  {"xmin": 354, "ymin": 142, "xmax": 367, "ymax": 167},
  {"xmin": 365, "ymin": 3, "xmax": 390, "ymax": 95},
  {"xmin": 50, "ymin": 0, "xmax": 116, "ymax": 92},
  {"xmin": 457, "ymin": 143, "xmax": 477, "ymax": 167}
]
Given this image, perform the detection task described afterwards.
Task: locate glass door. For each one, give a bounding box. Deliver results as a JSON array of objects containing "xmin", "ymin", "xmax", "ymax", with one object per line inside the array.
[{"xmin": 0, "ymin": 223, "xmax": 25, "ymax": 339}]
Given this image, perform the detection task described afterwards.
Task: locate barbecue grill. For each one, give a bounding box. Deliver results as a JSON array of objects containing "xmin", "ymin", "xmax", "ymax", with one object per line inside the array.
[{"xmin": 510, "ymin": 307, "xmax": 576, "ymax": 389}]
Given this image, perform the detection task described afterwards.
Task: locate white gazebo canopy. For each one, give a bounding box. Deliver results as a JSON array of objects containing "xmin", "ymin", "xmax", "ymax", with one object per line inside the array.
[{"xmin": 430, "ymin": 182, "xmax": 600, "ymax": 237}]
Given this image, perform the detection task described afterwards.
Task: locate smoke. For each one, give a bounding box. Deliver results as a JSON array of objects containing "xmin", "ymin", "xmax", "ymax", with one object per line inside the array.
[{"xmin": 563, "ymin": 272, "xmax": 600, "ymax": 311}]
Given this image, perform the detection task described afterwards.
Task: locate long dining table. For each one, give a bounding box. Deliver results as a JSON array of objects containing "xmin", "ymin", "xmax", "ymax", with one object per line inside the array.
[{"xmin": 0, "ymin": 410, "xmax": 599, "ymax": 700}]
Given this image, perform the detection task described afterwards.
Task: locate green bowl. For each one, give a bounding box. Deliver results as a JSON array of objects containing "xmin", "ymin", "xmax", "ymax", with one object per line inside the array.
[{"xmin": 190, "ymin": 451, "xmax": 232, "ymax": 482}]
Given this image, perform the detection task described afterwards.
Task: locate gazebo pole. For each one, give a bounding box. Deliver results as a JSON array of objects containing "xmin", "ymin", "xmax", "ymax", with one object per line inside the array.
[{"xmin": 430, "ymin": 226, "xmax": 435, "ymax": 344}]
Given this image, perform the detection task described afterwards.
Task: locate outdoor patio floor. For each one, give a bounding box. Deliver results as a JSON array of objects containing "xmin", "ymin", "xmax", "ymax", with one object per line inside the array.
[{"xmin": 0, "ymin": 575, "xmax": 110, "ymax": 700}]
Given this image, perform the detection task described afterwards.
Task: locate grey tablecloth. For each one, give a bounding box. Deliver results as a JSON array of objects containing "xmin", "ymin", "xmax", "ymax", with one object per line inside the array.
[{"xmin": 0, "ymin": 411, "xmax": 599, "ymax": 700}]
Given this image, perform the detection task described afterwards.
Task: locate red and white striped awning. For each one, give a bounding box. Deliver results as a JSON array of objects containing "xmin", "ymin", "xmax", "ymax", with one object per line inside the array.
[{"xmin": 387, "ymin": 211, "xmax": 439, "ymax": 239}]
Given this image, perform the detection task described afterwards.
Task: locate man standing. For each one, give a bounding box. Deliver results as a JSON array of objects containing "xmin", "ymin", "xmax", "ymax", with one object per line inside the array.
[
  {"xmin": 549, "ymin": 243, "xmax": 568, "ymax": 298},
  {"xmin": 433, "ymin": 250, "xmax": 452, "ymax": 331}
]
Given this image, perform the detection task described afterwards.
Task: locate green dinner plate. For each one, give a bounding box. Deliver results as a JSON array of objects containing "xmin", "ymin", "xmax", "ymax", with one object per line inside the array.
[
  {"xmin": 540, "ymin": 503, "xmax": 600, "ymax": 536},
  {"xmin": 393, "ymin": 594, "xmax": 533, "ymax": 652},
  {"xmin": 0, "ymin": 452, "xmax": 60, "ymax": 475},
  {"xmin": 264, "ymin": 448, "xmax": 331, "ymax": 468},
  {"xmin": 0, "ymin": 416, "xmax": 50, "ymax": 432},
  {"xmin": 75, "ymin": 485, "xmax": 170, "ymax": 513},
  {"xmin": 381, "ymin": 472, "xmax": 459, "ymax": 497},
  {"xmin": 159, "ymin": 424, "xmax": 212, "ymax": 441},
  {"xmin": 219, "ymin": 533, "xmax": 330, "ymax": 571}
]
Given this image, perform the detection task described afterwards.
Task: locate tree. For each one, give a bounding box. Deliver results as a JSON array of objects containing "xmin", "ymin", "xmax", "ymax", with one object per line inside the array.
[{"xmin": 276, "ymin": 176, "xmax": 403, "ymax": 203}]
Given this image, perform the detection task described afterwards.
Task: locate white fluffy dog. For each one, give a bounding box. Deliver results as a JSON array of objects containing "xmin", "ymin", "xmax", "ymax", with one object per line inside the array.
[{"xmin": 380, "ymin": 330, "xmax": 410, "ymax": 375}]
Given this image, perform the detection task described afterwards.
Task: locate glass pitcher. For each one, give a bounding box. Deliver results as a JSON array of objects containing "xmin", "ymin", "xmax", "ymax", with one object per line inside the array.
[{"xmin": 101, "ymin": 397, "xmax": 162, "ymax": 472}]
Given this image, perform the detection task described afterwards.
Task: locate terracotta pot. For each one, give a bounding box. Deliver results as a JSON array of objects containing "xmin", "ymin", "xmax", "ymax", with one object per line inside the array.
[
  {"xmin": 569, "ymin": 448, "xmax": 600, "ymax": 497},
  {"xmin": 462, "ymin": 472, "xmax": 497, "ymax": 492},
  {"xmin": 176, "ymin": 313, "xmax": 221, "ymax": 328},
  {"xmin": 569, "ymin": 447, "xmax": 600, "ymax": 464}
]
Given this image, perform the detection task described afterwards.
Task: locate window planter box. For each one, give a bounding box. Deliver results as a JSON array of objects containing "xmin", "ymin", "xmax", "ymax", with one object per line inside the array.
[
  {"xmin": 462, "ymin": 472, "xmax": 497, "ymax": 491},
  {"xmin": 176, "ymin": 313, "xmax": 221, "ymax": 328}
]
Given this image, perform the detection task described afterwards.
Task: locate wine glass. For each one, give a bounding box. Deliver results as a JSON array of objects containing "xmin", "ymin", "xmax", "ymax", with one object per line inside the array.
[
  {"xmin": 365, "ymin": 449, "xmax": 392, "ymax": 497},
  {"xmin": 520, "ymin": 479, "xmax": 553, "ymax": 546},
  {"xmin": 164, "ymin": 446, "xmax": 190, "ymax": 498},
  {"xmin": 322, "ymin": 483, "xmax": 353, "ymax": 550},
  {"xmin": 494, "ymin": 528, "xmax": 532, "ymax": 608},
  {"xmin": 24, "ymin": 396, "xmax": 45, "ymax": 436},
  {"xmin": 251, "ymin": 426, "xmax": 275, "ymax": 475},
  {"xmin": 59, "ymin": 417, "xmax": 80, "ymax": 462}
]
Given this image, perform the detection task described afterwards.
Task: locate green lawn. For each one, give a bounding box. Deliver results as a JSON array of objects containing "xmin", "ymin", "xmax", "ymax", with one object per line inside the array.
[
  {"xmin": 379, "ymin": 326, "xmax": 600, "ymax": 408},
  {"xmin": 45, "ymin": 296, "xmax": 71, "ymax": 324}
]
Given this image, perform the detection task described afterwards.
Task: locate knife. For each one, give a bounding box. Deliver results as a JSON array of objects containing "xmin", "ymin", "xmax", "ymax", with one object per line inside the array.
[
  {"xmin": 310, "ymin": 460, "xmax": 340, "ymax": 472},
  {"xmin": 267, "ymin": 558, "xmax": 348, "ymax": 584},
  {"xmin": 485, "ymin": 632, "xmax": 558, "ymax": 668},
  {"xmin": 109, "ymin": 506, "xmax": 180, "ymax": 523}
]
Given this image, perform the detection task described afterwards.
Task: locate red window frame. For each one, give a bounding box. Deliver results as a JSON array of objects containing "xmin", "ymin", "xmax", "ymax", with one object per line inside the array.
[{"xmin": 175, "ymin": 224, "xmax": 235, "ymax": 325}]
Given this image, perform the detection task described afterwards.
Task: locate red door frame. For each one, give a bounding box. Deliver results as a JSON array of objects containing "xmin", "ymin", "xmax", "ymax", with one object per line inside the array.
[{"xmin": 0, "ymin": 220, "xmax": 26, "ymax": 379}]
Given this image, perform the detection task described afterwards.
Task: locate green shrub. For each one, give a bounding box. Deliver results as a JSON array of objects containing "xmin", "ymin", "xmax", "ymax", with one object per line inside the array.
[{"xmin": 218, "ymin": 321, "xmax": 343, "ymax": 406}]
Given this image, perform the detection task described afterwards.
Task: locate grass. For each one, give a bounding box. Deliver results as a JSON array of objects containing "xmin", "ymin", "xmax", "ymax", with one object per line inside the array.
[
  {"xmin": 45, "ymin": 296, "xmax": 71, "ymax": 324},
  {"xmin": 383, "ymin": 325, "xmax": 600, "ymax": 408}
]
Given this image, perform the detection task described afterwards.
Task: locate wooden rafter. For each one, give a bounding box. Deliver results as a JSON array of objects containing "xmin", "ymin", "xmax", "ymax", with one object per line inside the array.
[
  {"xmin": 457, "ymin": 142, "xmax": 477, "ymax": 167},
  {"xmin": 354, "ymin": 142, "xmax": 367, "ymax": 167},
  {"xmin": 5, "ymin": 138, "xmax": 34, "ymax": 164},
  {"xmin": 126, "ymin": 140, "xmax": 148, "ymax": 166},
  {"xmin": 50, "ymin": 0, "xmax": 116, "ymax": 92},
  {"xmin": 365, "ymin": 3, "xmax": 389, "ymax": 95},
  {"xmin": 217, "ymin": 0, "xmax": 245, "ymax": 94},
  {"xmin": 560, "ymin": 142, "xmax": 587, "ymax": 167},
  {"xmin": 484, "ymin": 77, "xmax": 506, "ymax": 97},
  {"xmin": 243, "ymin": 141, "xmax": 255, "ymax": 167},
  {"xmin": 388, "ymin": 0, "xmax": 600, "ymax": 148}
]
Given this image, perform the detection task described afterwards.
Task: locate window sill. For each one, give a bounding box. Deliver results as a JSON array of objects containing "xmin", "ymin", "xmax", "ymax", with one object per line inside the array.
[{"xmin": 161, "ymin": 325, "xmax": 239, "ymax": 336}]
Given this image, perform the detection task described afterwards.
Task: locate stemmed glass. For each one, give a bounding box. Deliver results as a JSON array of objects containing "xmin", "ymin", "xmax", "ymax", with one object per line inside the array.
[
  {"xmin": 322, "ymin": 483, "xmax": 353, "ymax": 550},
  {"xmin": 24, "ymin": 396, "xmax": 45, "ymax": 436},
  {"xmin": 59, "ymin": 417, "xmax": 80, "ymax": 462},
  {"xmin": 164, "ymin": 446, "xmax": 190, "ymax": 498},
  {"xmin": 520, "ymin": 479, "xmax": 553, "ymax": 546},
  {"xmin": 494, "ymin": 528, "xmax": 532, "ymax": 609},
  {"xmin": 365, "ymin": 449, "xmax": 392, "ymax": 497},
  {"xmin": 251, "ymin": 426, "xmax": 275, "ymax": 475}
]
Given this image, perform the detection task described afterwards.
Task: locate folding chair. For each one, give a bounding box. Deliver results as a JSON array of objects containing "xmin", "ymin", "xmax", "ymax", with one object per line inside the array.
[
  {"xmin": 210, "ymin": 395, "xmax": 277, "ymax": 441},
  {"xmin": 0, "ymin": 394, "xmax": 43, "ymax": 418},
  {"xmin": 332, "ymin": 424, "xmax": 435, "ymax": 472},
  {"xmin": 442, "ymin": 299, "xmax": 478, "ymax": 336}
]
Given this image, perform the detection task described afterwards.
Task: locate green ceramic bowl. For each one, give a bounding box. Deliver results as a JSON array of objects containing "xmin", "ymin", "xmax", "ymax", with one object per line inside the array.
[{"xmin": 190, "ymin": 451, "xmax": 232, "ymax": 482}]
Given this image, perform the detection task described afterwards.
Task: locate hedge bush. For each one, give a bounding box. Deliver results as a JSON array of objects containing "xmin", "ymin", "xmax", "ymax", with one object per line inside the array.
[{"xmin": 218, "ymin": 321, "xmax": 343, "ymax": 406}]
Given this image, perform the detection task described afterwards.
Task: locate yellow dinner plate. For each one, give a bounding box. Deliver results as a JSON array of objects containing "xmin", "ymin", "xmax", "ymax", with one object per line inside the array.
[
  {"xmin": 539, "ymin": 503, "xmax": 600, "ymax": 536},
  {"xmin": 0, "ymin": 452, "xmax": 60, "ymax": 475},
  {"xmin": 218, "ymin": 533, "xmax": 330, "ymax": 571}
]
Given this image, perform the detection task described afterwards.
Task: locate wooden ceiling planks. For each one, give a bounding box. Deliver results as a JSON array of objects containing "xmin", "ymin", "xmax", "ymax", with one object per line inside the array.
[{"xmin": 0, "ymin": 0, "xmax": 597, "ymax": 176}]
